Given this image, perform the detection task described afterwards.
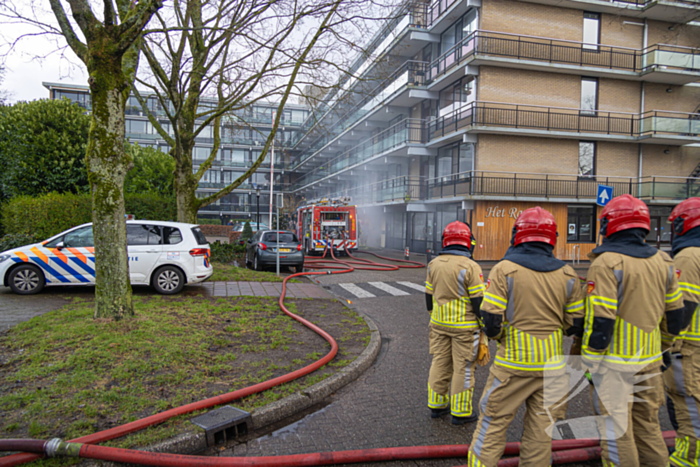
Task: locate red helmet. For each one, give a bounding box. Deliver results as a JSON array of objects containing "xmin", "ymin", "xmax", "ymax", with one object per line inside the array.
[
  {"xmin": 669, "ymin": 197, "xmax": 700, "ymax": 236},
  {"xmin": 442, "ymin": 221, "xmax": 472, "ymax": 248},
  {"xmin": 513, "ymin": 207, "xmax": 558, "ymax": 246},
  {"xmin": 599, "ymin": 194, "xmax": 650, "ymax": 237}
]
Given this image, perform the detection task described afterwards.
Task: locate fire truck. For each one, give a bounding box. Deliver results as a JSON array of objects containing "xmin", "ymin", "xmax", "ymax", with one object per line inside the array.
[{"xmin": 297, "ymin": 197, "xmax": 358, "ymax": 255}]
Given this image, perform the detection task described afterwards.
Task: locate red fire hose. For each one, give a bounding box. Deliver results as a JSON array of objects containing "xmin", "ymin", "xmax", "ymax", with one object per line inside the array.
[
  {"xmin": 0, "ymin": 245, "xmax": 680, "ymax": 467},
  {"xmin": 0, "ymin": 245, "xmax": 425, "ymax": 467},
  {"xmin": 0, "ymin": 434, "xmax": 678, "ymax": 466}
]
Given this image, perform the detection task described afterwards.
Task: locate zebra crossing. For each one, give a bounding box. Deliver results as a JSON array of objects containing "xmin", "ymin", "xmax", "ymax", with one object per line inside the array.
[{"xmin": 331, "ymin": 281, "xmax": 425, "ymax": 300}]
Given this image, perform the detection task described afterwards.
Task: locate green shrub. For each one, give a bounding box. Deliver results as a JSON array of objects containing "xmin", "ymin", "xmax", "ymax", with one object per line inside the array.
[
  {"xmin": 197, "ymin": 218, "xmax": 221, "ymax": 225},
  {"xmin": 210, "ymin": 241, "xmax": 244, "ymax": 263},
  {"xmin": 0, "ymin": 233, "xmax": 38, "ymax": 252},
  {"xmin": 2, "ymin": 192, "xmax": 176, "ymax": 240},
  {"xmin": 241, "ymin": 221, "xmax": 254, "ymax": 242}
]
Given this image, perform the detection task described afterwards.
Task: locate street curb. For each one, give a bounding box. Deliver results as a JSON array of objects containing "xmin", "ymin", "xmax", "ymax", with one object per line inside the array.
[{"xmin": 84, "ymin": 307, "xmax": 381, "ymax": 466}]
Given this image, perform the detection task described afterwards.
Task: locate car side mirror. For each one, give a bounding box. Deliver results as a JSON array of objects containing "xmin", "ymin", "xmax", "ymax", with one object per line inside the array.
[
  {"xmin": 56, "ymin": 241, "xmax": 65, "ymax": 250},
  {"xmin": 247, "ymin": 239, "xmax": 252, "ymax": 243}
]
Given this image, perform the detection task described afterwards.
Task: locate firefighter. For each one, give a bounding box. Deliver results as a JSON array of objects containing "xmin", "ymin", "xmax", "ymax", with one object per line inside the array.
[
  {"xmin": 664, "ymin": 198, "xmax": 700, "ymax": 467},
  {"xmin": 425, "ymin": 221, "xmax": 485, "ymax": 425},
  {"xmin": 581, "ymin": 194, "xmax": 684, "ymax": 467},
  {"xmin": 467, "ymin": 207, "xmax": 584, "ymax": 466}
]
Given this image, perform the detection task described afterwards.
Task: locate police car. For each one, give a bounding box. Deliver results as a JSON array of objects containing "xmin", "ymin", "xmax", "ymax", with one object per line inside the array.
[{"xmin": 0, "ymin": 221, "xmax": 213, "ymax": 295}]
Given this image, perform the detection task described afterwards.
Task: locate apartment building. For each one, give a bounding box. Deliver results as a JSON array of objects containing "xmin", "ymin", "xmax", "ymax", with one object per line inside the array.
[
  {"xmin": 43, "ymin": 82, "xmax": 309, "ymax": 225},
  {"xmin": 288, "ymin": 0, "xmax": 700, "ymax": 260},
  {"xmin": 44, "ymin": 0, "xmax": 700, "ymax": 259}
]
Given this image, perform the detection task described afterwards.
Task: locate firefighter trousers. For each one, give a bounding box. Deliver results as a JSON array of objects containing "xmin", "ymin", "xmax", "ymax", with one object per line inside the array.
[
  {"xmin": 590, "ymin": 367, "xmax": 668, "ymax": 467},
  {"xmin": 467, "ymin": 365, "xmax": 568, "ymax": 467},
  {"xmin": 427, "ymin": 324, "xmax": 478, "ymax": 417},
  {"xmin": 664, "ymin": 345, "xmax": 700, "ymax": 467}
]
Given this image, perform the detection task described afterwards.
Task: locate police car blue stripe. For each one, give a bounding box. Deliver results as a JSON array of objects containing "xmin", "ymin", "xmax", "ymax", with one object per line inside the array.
[
  {"xmin": 49, "ymin": 257, "xmax": 91, "ymax": 283},
  {"xmin": 26, "ymin": 257, "xmax": 71, "ymax": 283},
  {"xmin": 68, "ymin": 257, "xmax": 96, "ymax": 277}
]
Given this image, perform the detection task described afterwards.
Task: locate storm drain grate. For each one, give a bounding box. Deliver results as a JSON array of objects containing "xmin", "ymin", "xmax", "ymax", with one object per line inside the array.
[{"xmin": 190, "ymin": 406, "xmax": 252, "ymax": 446}]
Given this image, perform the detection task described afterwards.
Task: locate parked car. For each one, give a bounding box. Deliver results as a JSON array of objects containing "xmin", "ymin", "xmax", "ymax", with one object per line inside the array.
[
  {"xmin": 0, "ymin": 221, "xmax": 213, "ymax": 295},
  {"xmin": 231, "ymin": 222, "xmax": 269, "ymax": 232},
  {"xmin": 245, "ymin": 230, "xmax": 304, "ymax": 272}
]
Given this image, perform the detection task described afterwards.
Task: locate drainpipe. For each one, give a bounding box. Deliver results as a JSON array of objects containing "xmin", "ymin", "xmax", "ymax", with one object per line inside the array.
[
  {"xmin": 639, "ymin": 18, "xmax": 647, "ymax": 197},
  {"xmin": 639, "ymin": 82, "xmax": 644, "ymax": 197}
]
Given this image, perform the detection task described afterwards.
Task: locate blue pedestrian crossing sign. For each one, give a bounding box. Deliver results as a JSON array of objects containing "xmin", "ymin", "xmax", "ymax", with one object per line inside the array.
[{"xmin": 597, "ymin": 185, "xmax": 613, "ymax": 207}]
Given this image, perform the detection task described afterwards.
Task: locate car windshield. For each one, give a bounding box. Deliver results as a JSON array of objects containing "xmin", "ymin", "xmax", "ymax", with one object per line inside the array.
[{"xmin": 262, "ymin": 232, "xmax": 297, "ymax": 243}]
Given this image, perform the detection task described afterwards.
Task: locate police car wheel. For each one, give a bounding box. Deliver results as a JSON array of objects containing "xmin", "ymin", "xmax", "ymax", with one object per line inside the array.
[
  {"xmin": 153, "ymin": 266, "xmax": 184, "ymax": 295},
  {"xmin": 9, "ymin": 264, "xmax": 45, "ymax": 295}
]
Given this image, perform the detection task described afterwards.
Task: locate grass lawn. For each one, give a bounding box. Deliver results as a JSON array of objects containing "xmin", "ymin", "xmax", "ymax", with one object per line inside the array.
[
  {"xmin": 208, "ymin": 261, "xmax": 301, "ymax": 283},
  {"xmin": 0, "ymin": 295, "xmax": 368, "ymax": 463}
]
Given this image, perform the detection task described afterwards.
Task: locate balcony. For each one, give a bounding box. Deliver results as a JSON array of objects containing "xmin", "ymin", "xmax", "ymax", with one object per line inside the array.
[
  {"xmin": 519, "ymin": 0, "xmax": 700, "ymax": 23},
  {"xmin": 426, "ymin": 171, "xmax": 700, "ymax": 201},
  {"xmin": 291, "ymin": 118, "xmax": 426, "ymax": 191},
  {"xmin": 427, "ymin": 31, "xmax": 700, "ymax": 86},
  {"xmin": 326, "ymin": 175, "xmax": 425, "ymax": 206},
  {"xmin": 291, "ymin": 61, "xmax": 429, "ymax": 168},
  {"xmin": 426, "ymin": 101, "xmax": 700, "ymax": 146}
]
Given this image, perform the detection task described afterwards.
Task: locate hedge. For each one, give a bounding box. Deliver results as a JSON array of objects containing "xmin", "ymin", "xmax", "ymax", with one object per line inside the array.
[{"xmin": 2, "ymin": 192, "xmax": 177, "ymax": 240}]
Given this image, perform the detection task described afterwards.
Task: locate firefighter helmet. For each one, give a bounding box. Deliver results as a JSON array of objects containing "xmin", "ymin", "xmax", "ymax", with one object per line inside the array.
[
  {"xmin": 513, "ymin": 207, "xmax": 558, "ymax": 246},
  {"xmin": 442, "ymin": 221, "xmax": 472, "ymax": 248},
  {"xmin": 599, "ymin": 194, "xmax": 650, "ymax": 238},
  {"xmin": 669, "ymin": 197, "xmax": 700, "ymax": 236}
]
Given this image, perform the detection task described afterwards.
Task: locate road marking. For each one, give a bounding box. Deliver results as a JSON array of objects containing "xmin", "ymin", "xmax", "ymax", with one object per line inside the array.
[
  {"xmin": 396, "ymin": 281, "xmax": 426, "ymax": 292},
  {"xmin": 338, "ymin": 283, "xmax": 376, "ymax": 298},
  {"xmin": 368, "ymin": 282, "xmax": 410, "ymax": 296}
]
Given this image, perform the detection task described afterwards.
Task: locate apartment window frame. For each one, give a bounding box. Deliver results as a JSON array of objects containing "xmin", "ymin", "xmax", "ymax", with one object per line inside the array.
[
  {"xmin": 580, "ymin": 77, "xmax": 599, "ymax": 116},
  {"xmin": 582, "ymin": 12, "xmax": 600, "ymax": 51},
  {"xmin": 578, "ymin": 141, "xmax": 596, "ymax": 178}
]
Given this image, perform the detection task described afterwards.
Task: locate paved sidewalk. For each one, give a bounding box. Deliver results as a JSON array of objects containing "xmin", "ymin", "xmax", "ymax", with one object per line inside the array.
[
  {"xmin": 0, "ymin": 281, "xmax": 333, "ymax": 332},
  {"xmin": 195, "ymin": 281, "xmax": 334, "ymax": 299}
]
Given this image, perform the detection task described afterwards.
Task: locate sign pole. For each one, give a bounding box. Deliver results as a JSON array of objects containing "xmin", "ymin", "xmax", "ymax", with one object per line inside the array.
[
  {"xmin": 276, "ymin": 205, "xmax": 280, "ymax": 276},
  {"xmin": 269, "ymin": 111, "xmax": 275, "ymax": 229}
]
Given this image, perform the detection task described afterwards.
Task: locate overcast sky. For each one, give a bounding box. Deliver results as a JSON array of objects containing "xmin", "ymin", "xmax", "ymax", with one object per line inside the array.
[{"xmin": 2, "ymin": 20, "xmax": 88, "ymax": 103}]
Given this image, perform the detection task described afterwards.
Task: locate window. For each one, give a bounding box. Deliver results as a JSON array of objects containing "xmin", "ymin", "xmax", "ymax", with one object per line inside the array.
[
  {"xmin": 583, "ymin": 12, "xmax": 600, "ymax": 51},
  {"xmin": 191, "ymin": 227, "xmax": 208, "ymax": 245},
  {"xmin": 162, "ymin": 227, "xmax": 183, "ymax": 245},
  {"xmin": 194, "ymin": 147, "xmax": 210, "ymax": 160},
  {"xmin": 579, "ymin": 141, "xmax": 596, "ymax": 177},
  {"xmin": 567, "ymin": 206, "xmax": 595, "ymax": 242},
  {"xmin": 262, "ymin": 232, "xmax": 298, "ymax": 243},
  {"xmin": 580, "ymin": 78, "xmax": 598, "ymax": 115},
  {"xmin": 127, "ymin": 224, "xmax": 161, "ymax": 245},
  {"xmin": 436, "ymin": 142, "xmax": 474, "ymax": 180},
  {"xmin": 439, "ymin": 77, "xmax": 475, "ymax": 117},
  {"xmin": 62, "ymin": 226, "xmax": 94, "ymax": 248}
]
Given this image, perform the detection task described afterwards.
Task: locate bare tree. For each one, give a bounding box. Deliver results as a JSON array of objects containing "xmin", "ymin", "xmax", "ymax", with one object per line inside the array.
[
  {"xmin": 131, "ymin": 0, "xmax": 399, "ymax": 223},
  {"xmin": 1, "ymin": 0, "xmax": 162, "ymax": 319}
]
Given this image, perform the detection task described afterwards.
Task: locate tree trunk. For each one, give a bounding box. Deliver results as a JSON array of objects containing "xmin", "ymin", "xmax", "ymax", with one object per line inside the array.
[
  {"xmin": 86, "ymin": 37, "xmax": 134, "ymax": 320},
  {"xmin": 173, "ymin": 143, "xmax": 200, "ymax": 223}
]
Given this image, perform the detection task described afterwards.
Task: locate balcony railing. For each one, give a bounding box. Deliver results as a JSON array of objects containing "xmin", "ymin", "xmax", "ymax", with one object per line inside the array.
[
  {"xmin": 426, "ymin": 30, "xmax": 700, "ymax": 84},
  {"xmin": 291, "ymin": 118, "xmax": 426, "ymax": 190},
  {"xmin": 327, "ymin": 175, "xmax": 425, "ymax": 205},
  {"xmin": 291, "ymin": 60, "xmax": 428, "ymax": 166},
  {"xmin": 425, "ymin": 171, "xmax": 700, "ymax": 201},
  {"xmin": 427, "ymin": 101, "xmax": 700, "ymax": 141},
  {"xmin": 411, "ymin": 0, "xmax": 461, "ymax": 29}
]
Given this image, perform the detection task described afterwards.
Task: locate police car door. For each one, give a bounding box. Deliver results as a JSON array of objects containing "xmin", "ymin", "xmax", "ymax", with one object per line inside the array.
[
  {"xmin": 50, "ymin": 225, "xmax": 96, "ymax": 284},
  {"xmin": 126, "ymin": 224, "xmax": 163, "ymax": 284}
]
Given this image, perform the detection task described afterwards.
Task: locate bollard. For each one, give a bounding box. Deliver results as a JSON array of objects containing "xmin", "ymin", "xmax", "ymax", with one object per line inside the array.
[
  {"xmin": 426, "ymin": 248, "xmax": 432, "ymax": 264},
  {"xmin": 405, "ymin": 246, "xmax": 409, "ymax": 260}
]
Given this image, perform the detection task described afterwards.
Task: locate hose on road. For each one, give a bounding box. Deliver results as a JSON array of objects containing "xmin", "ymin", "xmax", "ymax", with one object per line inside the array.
[{"xmin": 1, "ymin": 244, "xmax": 671, "ymax": 467}]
